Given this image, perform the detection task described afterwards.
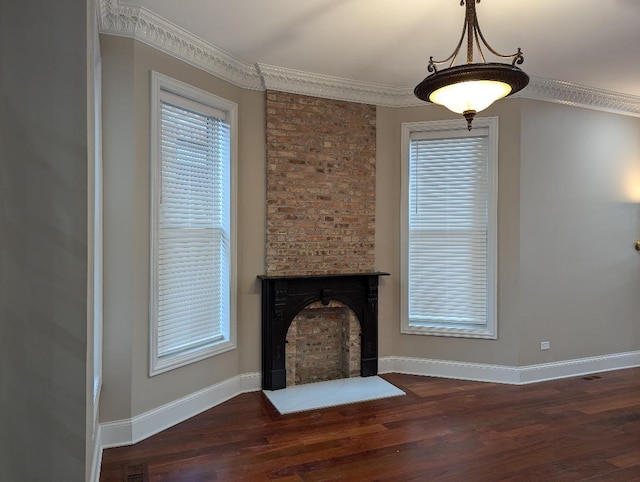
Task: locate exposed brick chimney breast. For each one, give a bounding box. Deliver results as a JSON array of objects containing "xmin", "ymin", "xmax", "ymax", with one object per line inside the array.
[{"xmin": 265, "ymin": 90, "xmax": 376, "ymax": 276}]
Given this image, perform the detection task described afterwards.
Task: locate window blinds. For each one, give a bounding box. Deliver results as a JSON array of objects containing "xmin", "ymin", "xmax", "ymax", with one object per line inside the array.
[
  {"xmin": 408, "ymin": 130, "xmax": 489, "ymax": 327},
  {"xmin": 156, "ymin": 99, "xmax": 231, "ymax": 359}
]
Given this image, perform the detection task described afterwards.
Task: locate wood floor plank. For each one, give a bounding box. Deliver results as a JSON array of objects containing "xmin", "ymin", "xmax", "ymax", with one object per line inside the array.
[
  {"xmin": 607, "ymin": 448, "xmax": 640, "ymax": 469},
  {"xmin": 101, "ymin": 368, "xmax": 640, "ymax": 481}
]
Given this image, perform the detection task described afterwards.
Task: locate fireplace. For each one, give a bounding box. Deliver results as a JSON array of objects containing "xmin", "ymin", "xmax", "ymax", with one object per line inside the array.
[{"xmin": 258, "ymin": 272, "xmax": 389, "ymax": 390}]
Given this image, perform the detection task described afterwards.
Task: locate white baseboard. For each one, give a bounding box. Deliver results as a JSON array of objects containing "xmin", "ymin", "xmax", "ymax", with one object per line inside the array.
[
  {"xmin": 518, "ymin": 351, "xmax": 640, "ymax": 384},
  {"xmin": 379, "ymin": 356, "xmax": 521, "ymax": 384},
  {"xmin": 379, "ymin": 350, "xmax": 640, "ymax": 385},
  {"xmin": 99, "ymin": 351, "xmax": 640, "ymax": 452},
  {"xmin": 101, "ymin": 372, "xmax": 261, "ymax": 449}
]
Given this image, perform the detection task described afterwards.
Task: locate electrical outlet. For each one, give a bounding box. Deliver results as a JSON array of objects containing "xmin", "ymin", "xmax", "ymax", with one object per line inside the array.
[{"xmin": 540, "ymin": 341, "xmax": 550, "ymax": 350}]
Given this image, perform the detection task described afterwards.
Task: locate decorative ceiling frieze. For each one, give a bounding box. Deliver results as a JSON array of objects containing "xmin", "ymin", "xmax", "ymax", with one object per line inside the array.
[
  {"xmin": 513, "ymin": 77, "xmax": 640, "ymax": 118},
  {"xmin": 97, "ymin": 0, "xmax": 262, "ymax": 90},
  {"xmin": 256, "ymin": 64, "xmax": 419, "ymax": 108},
  {"xmin": 97, "ymin": 0, "xmax": 640, "ymax": 117}
]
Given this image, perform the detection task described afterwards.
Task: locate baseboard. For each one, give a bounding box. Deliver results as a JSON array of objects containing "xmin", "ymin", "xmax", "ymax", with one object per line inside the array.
[
  {"xmin": 99, "ymin": 351, "xmax": 640, "ymax": 451},
  {"xmin": 379, "ymin": 350, "xmax": 640, "ymax": 385},
  {"xmin": 379, "ymin": 356, "xmax": 521, "ymax": 384},
  {"xmin": 101, "ymin": 372, "xmax": 261, "ymax": 448},
  {"xmin": 518, "ymin": 351, "xmax": 640, "ymax": 384}
]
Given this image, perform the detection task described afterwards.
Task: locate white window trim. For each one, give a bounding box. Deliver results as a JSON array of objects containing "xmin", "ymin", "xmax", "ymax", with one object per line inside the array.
[
  {"xmin": 400, "ymin": 117, "xmax": 498, "ymax": 339},
  {"xmin": 149, "ymin": 71, "xmax": 238, "ymax": 376}
]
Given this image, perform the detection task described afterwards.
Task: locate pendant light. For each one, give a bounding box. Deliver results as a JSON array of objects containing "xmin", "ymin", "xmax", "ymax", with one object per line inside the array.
[{"xmin": 414, "ymin": 0, "xmax": 529, "ymax": 130}]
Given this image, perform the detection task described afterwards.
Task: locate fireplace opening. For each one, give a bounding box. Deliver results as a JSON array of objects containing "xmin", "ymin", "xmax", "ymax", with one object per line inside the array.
[
  {"xmin": 259, "ymin": 272, "xmax": 389, "ymax": 390},
  {"xmin": 286, "ymin": 300, "xmax": 360, "ymax": 386}
]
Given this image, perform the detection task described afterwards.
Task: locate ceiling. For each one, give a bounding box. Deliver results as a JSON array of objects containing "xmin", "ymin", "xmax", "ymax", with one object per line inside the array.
[{"xmin": 122, "ymin": 0, "xmax": 640, "ymax": 98}]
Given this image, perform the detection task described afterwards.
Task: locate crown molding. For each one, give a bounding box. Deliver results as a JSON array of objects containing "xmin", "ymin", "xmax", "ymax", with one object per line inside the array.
[
  {"xmin": 257, "ymin": 65, "xmax": 640, "ymax": 116},
  {"xmin": 515, "ymin": 77, "xmax": 640, "ymax": 118},
  {"xmin": 256, "ymin": 63, "xmax": 420, "ymax": 107},
  {"xmin": 97, "ymin": 0, "xmax": 262, "ymax": 90},
  {"xmin": 97, "ymin": 0, "xmax": 640, "ymax": 116}
]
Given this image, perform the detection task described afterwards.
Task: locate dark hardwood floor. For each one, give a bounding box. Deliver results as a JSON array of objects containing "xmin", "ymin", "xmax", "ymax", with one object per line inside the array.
[{"xmin": 101, "ymin": 368, "xmax": 640, "ymax": 481}]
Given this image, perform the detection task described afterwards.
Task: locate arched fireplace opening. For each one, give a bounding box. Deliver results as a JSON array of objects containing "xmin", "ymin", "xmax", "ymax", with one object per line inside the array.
[
  {"xmin": 286, "ymin": 300, "xmax": 360, "ymax": 386},
  {"xmin": 258, "ymin": 272, "xmax": 389, "ymax": 390}
]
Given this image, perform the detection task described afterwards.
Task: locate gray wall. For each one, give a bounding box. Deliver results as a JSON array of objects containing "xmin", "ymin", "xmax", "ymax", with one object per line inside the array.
[
  {"xmin": 518, "ymin": 100, "xmax": 640, "ymax": 364},
  {"xmin": 376, "ymin": 99, "xmax": 640, "ymax": 367},
  {"xmin": 0, "ymin": 1, "xmax": 89, "ymax": 480},
  {"xmin": 100, "ymin": 36, "xmax": 266, "ymax": 422},
  {"xmin": 99, "ymin": 35, "xmax": 640, "ymax": 428},
  {"xmin": 376, "ymin": 100, "xmax": 523, "ymax": 366}
]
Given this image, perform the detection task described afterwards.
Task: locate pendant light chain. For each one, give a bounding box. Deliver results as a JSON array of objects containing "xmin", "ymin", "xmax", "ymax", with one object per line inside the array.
[{"xmin": 466, "ymin": 0, "xmax": 475, "ymax": 64}]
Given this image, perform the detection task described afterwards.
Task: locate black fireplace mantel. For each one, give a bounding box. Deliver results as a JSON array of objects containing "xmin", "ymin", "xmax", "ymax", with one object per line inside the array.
[{"xmin": 258, "ymin": 272, "xmax": 389, "ymax": 390}]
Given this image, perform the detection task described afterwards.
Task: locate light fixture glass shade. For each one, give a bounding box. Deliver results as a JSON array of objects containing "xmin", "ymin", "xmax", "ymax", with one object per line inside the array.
[
  {"xmin": 414, "ymin": 63, "xmax": 529, "ymax": 129},
  {"xmin": 429, "ymin": 80, "xmax": 512, "ymax": 114}
]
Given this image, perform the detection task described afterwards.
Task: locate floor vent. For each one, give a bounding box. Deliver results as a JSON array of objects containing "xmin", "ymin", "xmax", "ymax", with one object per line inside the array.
[{"xmin": 123, "ymin": 464, "xmax": 148, "ymax": 482}]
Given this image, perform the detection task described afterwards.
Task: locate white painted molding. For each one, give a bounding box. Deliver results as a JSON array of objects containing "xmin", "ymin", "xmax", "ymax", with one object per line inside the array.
[
  {"xmin": 379, "ymin": 351, "xmax": 640, "ymax": 385},
  {"xmin": 516, "ymin": 76, "xmax": 640, "ymax": 118},
  {"xmin": 96, "ymin": 0, "xmax": 640, "ymax": 116},
  {"xmin": 257, "ymin": 64, "xmax": 420, "ymax": 108},
  {"xmin": 101, "ymin": 372, "xmax": 261, "ymax": 448},
  {"xmin": 97, "ymin": 0, "xmax": 262, "ymax": 90},
  {"xmin": 518, "ymin": 351, "xmax": 640, "ymax": 384},
  {"xmin": 379, "ymin": 356, "xmax": 521, "ymax": 384},
  {"xmin": 89, "ymin": 424, "xmax": 103, "ymax": 482},
  {"xmin": 255, "ymin": 65, "xmax": 640, "ymax": 116}
]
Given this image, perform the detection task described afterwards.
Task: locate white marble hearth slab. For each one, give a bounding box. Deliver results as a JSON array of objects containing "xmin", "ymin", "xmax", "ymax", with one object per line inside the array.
[{"xmin": 263, "ymin": 376, "xmax": 405, "ymax": 415}]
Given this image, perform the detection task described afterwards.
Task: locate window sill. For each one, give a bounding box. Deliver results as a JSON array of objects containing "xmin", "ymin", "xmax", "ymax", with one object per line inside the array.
[
  {"xmin": 402, "ymin": 323, "xmax": 496, "ymax": 340},
  {"xmin": 150, "ymin": 339, "xmax": 236, "ymax": 377}
]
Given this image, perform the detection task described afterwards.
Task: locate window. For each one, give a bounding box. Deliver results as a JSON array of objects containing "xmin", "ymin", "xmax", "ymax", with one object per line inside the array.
[
  {"xmin": 150, "ymin": 72, "xmax": 237, "ymax": 375},
  {"xmin": 401, "ymin": 117, "xmax": 498, "ymax": 339}
]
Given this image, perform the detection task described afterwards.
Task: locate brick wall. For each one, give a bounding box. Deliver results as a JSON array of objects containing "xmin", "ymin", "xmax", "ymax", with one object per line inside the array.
[
  {"xmin": 265, "ymin": 90, "xmax": 376, "ymax": 385},
  {"xmin": 265, "ymin": 90, "xmax": 376, "ymax": 275},
  {"xmin": 286, "ymin": 301, "xmax": 360, "ymax": 386}
]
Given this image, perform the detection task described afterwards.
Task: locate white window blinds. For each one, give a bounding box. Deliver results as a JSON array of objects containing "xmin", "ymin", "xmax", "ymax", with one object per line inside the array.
[
  {"xmin": 406, "ymin": 123, "xmax": 496, "ymax": 337},
  {"xmin": 150, "ymin": 75, "xmax": 235, "ymax": 374},
  {"xmin": 157, "ymin": 99, "xmax": 230, "ymax": 359}
]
